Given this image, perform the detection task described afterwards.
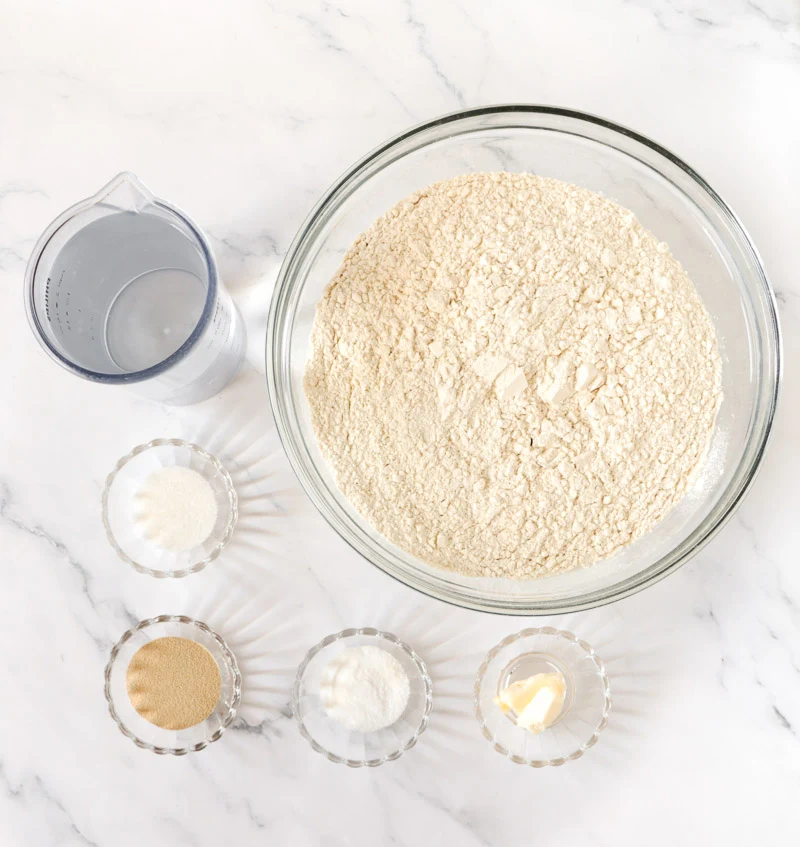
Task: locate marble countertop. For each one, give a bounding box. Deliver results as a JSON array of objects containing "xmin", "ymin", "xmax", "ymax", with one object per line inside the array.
[{"xmin": 1, "ymin": 1, "xmax": 799, "ymax": 844}]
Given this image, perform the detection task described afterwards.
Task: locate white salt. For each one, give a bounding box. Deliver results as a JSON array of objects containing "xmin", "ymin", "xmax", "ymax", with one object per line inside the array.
[
  {"xmin": 320, "ymin": 646, "xmax": 410, "ymax": 733},
  {"xmin": 135, "ymin": 466, "xmax": 217, "ymax": 552}
]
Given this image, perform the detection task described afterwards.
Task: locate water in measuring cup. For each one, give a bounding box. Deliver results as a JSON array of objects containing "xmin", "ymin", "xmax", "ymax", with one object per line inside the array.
[
  {"xmin": 105, "ymin": 268, "xmax": 204, "ymax": 371},
  {"xmin": 46, "ymin": 210, "xmax": 211, "ymax": 375}
]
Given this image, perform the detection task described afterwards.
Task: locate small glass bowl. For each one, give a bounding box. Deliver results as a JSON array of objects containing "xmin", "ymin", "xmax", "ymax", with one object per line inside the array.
[
  {"xmin": 474, "ymin": 628, "xmax": 610, "ymax": 767},
  {"xmin": 102, "ymin": 438, "xmax": 238, "ymax": 577},
  {"xmin": 104, "ymin": 615, "xmax": 241, "ymax": 755},
  {"xmin": 293, "ymin": 628, "xmax": 433, "ymax": 767}
]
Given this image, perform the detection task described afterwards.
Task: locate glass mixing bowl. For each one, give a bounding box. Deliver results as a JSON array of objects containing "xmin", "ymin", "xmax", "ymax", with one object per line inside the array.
[{"xmin": 267, "ymin": 106, "xmax": 781, "ymax": 615}]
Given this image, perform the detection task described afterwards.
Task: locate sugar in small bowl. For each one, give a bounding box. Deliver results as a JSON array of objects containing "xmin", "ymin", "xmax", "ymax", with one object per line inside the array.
[{"xmin": 102, "ymin": 439, "xmax": 237, "ymax": 577}]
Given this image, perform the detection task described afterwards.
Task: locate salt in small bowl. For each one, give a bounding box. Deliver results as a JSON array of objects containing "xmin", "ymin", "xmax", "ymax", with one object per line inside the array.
[{"xmin": 293, "ymin": 628, "xmax": 432, "ymax": 767}]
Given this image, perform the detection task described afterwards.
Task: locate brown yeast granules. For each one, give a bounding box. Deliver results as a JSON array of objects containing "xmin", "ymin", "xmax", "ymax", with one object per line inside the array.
[{"xmin": 126, "ymin": 637, "xmax": 221, "ymax": 730}]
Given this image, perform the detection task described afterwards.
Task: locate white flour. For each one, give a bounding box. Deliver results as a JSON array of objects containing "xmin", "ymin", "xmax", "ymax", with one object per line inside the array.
[{"xmin": 305, "ymin": 173, "xmax": 722, "ymax": 578}]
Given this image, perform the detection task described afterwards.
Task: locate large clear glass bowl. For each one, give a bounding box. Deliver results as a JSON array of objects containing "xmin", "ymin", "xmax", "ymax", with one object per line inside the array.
[{"xmin": 266, "ymin": 106, "xmax": 781, "ymax": 615}]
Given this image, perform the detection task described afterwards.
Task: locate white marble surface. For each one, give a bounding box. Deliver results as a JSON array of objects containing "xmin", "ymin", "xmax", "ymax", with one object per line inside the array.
[{"xmin": 1, "ymin": 0, "xmax": 799, "ymax": 844}]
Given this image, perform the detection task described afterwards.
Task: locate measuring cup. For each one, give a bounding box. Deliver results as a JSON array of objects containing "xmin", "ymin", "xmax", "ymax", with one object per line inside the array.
[{"xmin": 25, "ymin": 173, "xmax": 246, "ymax": 405}]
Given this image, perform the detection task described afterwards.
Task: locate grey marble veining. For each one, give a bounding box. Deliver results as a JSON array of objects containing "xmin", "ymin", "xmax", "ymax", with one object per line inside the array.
[{"xmin": 0, "ymin": 0, "xmax": 798, "ymax": 844}]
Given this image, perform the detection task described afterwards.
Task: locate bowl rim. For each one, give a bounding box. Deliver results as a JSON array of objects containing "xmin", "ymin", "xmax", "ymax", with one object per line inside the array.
[
  {"xmin": 101, "ymin": 438, "xmax": 239, "ymax": 578},
  {"xmin": 103, "ymin": 614, "xmax": 242, "ymax": 755},
  {"xmin": 292, "ymin": 627, "xmax": 433, "ymax": 767},
  {"xmin": 266, "ymin": 104, "xmax": 782, "ymax": 615}
]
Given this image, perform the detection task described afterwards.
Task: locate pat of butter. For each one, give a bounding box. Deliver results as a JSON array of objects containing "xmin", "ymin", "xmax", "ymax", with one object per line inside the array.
[{"xmin": 493, "ymin": 671, "xmax": 566, "ymax": 734}]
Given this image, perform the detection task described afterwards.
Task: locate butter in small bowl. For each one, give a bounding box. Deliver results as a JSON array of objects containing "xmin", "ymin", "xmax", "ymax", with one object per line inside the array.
[{"xmin": 494, "ymin": 671, "xmax": 566, "ymax": 734}]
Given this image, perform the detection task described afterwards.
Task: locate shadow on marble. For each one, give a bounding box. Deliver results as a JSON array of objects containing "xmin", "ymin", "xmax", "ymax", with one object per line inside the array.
[
  {"xmin": 187, "ymin": 569, "xmax": 305, "ymax": 733},
  {"xmin": 181, "ymin": 365, "xmax": 316, "ymax": 567},
  {"xmin": 158, "ymin": 368, "xmax": 320, "ymax": 736},
  {"xmin": 562, "ymin": 611, "xmax": 677, "ymax": 766},
  {"xmin": 206, "ymin": 228, "xmax": 281, "ymax": 297},
  {"xmin": 328, "ymin": 600, "xmax": 488, "ymax": 756},
  {"xmin": 400, "ymin": 607, "xmax": 676, "ymax": 768},
  {"xmin": 185, "ymin": 367, "xmax": 282, "ymax": 476}
]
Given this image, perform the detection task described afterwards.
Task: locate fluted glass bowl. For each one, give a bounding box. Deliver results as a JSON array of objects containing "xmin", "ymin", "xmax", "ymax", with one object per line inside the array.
[
  {"xmin": 102, "ymin": 439, "xmax": 238, "ymax": 578},
  {"xmin": 104, "ymin": 615, "xmax": 241, "ymax": 755},
  {"xmin": 293, "ymin": 628, "xmax": 433, "ymax": 767},
  {"xmin": 474, "ymin": 628, "xmax": 610, "ymax": 767},
  {"xmin": 267, "ymin": 105, "xmax": 781, "ymax": 614}
]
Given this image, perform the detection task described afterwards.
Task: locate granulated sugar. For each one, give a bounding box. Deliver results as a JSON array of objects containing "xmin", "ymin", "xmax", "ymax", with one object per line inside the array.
[
  {"xmin": 135, "ymin": 466, "xmax": 217, "ymax": 552},
  {"xmin": 304, "ymin": 173, "xmax": 722, "ymax": 579}
]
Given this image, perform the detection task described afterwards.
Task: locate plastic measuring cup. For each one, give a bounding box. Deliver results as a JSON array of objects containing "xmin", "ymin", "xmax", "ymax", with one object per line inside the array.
[{"xmin": 25, "ymin": 173, "xmax": 246, "ymax": 405}]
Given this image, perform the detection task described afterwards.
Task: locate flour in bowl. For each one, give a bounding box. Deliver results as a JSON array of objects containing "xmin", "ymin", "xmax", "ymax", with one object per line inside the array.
[{"xmin": 304, "ymin": 173, "xmax": 722, "ymax": 578}]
